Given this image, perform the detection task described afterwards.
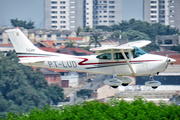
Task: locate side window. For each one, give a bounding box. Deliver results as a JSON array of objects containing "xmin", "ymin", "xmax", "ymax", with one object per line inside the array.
[
  {"xmin": 114, "ymin": 52, "xmax": 129, "ymax": 60},
  {"xmin": 97, "ymin": 53, "xmax": 111, "ymax": 60}
]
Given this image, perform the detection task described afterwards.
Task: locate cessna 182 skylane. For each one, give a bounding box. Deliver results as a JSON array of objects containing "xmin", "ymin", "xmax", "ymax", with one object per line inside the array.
[{"xmin": 6, "ymin": 28, "xmax": 176, "ymax": 89}]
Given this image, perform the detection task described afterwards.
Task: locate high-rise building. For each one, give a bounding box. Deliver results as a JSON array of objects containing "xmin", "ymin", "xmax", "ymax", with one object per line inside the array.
[
  {"xmin": 44, "ymin": 0, "xmax": 121, "ymax": 30},
  {"xmin": 143, "ymin": 0, "xmax": 180, "ymax": 29}
]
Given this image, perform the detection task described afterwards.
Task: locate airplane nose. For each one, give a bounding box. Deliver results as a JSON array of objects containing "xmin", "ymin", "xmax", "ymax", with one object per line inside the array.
[{"xmin": 168, "ymin": 58, "xmax": 176, "ymax": 64}]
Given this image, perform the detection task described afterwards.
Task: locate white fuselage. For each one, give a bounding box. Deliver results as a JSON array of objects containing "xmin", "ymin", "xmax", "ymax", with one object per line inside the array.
[{"xmin": 21, "ymin": 52, "xmax": 168, "ymax": 76}]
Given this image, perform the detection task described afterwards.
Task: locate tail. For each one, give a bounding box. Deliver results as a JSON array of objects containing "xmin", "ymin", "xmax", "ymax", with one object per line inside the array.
[
  {"xmin": 5, "ymin": 28, "xmax": 42, "ymax": 53},
  {"xmin": 5, "ymin": 28, "xmax": 45, "ymax": 59}
]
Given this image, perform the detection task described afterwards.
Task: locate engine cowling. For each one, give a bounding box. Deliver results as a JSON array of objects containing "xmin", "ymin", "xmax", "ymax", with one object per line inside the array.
[{"xmin": 104, "ymin": 78, "xmax": 122, "ymax": 87}]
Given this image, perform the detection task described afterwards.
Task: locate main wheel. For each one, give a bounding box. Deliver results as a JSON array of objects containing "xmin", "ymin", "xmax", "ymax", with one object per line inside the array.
[
  {"xmin": 122, "ymin": 83, "xmax": 129, "ymax": 86},
  {"xmin": 152, "ymin": 86, "xmax": 158, "ymax": 89},
  {"xmin": 111, "ymin": 86, "xmax": 118, "ymax": 88}
]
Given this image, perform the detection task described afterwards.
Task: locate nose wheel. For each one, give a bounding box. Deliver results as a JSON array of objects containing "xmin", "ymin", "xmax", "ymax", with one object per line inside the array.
[{"xmin": 145, "ymin": 75, "xmax": 161, "ymax": 89}]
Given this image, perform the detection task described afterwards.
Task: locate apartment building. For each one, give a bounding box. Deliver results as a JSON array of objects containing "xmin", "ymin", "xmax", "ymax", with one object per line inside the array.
[
  {"xmin": 143, "ymin": 0, "xmax": 180, "ymax": 29},
  {"xmin": 44, "ymin": 0, "xmax": 121, "ymax": 30}
]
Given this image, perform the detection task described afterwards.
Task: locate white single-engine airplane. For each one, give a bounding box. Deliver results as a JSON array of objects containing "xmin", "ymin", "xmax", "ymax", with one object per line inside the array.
[{"xmin": 6, "ymin": 28, "xmax": 176, "ymax": 89}]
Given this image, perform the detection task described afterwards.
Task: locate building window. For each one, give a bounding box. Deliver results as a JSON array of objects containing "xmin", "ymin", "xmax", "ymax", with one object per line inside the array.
[
  {"xmin": 159, "ymin": 1, "xmax": 165, "ymax": 3},
  {"xmin": 109, "ymin": 6, "xmax": 115, "ymax": 9},
  {"xmin": 60, "ymin": 11, "xmax": 66, "ymax": 14},
  {"xmin": 164, "ymin": 40, "xmax": 172, "ymax": 44},
  {"xmin": 51, "ymin": 1, "xmax": 57, "ymax": 4},
  {"xmin": 47, "ymin": 34, "xmax": 51, "ymax": 37},
  {"xmin": 87, "ymin": 18, "xmax": 89, "ymax": 19},
  {"xmin": 151, "ymin": 11, "xmax": 157, "ymax": 13},
  {"xmin": 104, "ymin": 16, "xmax": 107, "ymax": 18},
  {"xmin": 151, "ymin": 1, "xmax": 157, "ymax": 3},
  {"xmin": 71, "ymin": 26, "xmax": 75, "ymax": 28},
  {"xmin": 0, "ymin": 39, "xmax": 2, "ymax": 41},
  {"xmin": 87, "ymin": 22, "xmax": 89, "ymax": 24},
  {"xmin": 159, "ymin": 5, "xmax": 165, "ymax": 8},
  {"xmin": 71, "ymin": 11, "xmax": 75, "ymax": 13},
  {"xmin": 99, "ymin": 11, "xmax": 101, "ymax": 13},
  {"xmin": 109, "ymin": 20, "xmax": 115, "ymax": 23},
  {"xmin": 60, "ymin": 1, "xmax": 66, "ymax": 4},
  {"xmin": 51, "ymin": 11, "xmax": 57, "ymax": 13},
  {"xmin": 70, "ymin": 16, "xmax": 75, "ymax": 18},
  {"xmin": 151, "ymin": 15, "xmax": 156, "ymax": 18},
  {"xmin": 160, "ymin": 15, "xmax": 165, "ymax": 18},
  {"xmin": 60, "ymin": 6, "xmax": 66, "ymax": 9},
  {"xmin": 87, "ymin": 3, "xmax": 89, "ymax": 5},
  {"xmin": 170, "ymin": 20, "xmax": 174, "ymax": 22},
  {"xmin": 169, "ymin": 1, "xmax": 174, "ymax": 3},
  {"xmin": 99, "ymin": 16, "xmax": 102, "ymax": 18},
  {"xmin": 60, "ymin": 21, "xmax": 66, "ymax": 23},
  {"xmin": 104, "ymin": 11, "xmax": 107, "ymax": 13},
  {"xmin": 109, "ymin": 1, "xmax": 115, "ymax": 4},
  {"xmin": 52, "ymin": 21, "xmax": 57, "ymax": 23},
  {"xmin": 54, "ymin": 76, "xmax": 56, "ymax": 80},
  {"xmin": 104, "ymin": 6, "xmax": 107, "ymax": 8},
  {"xmin": 160, "ymin": 20, "xmax": 165, "ymax": 23},
  {"xmin": 57, "ymin": 34, "xmax": 61, "ymax": 37},
  {"xmin": 160, "ymin": 10, "xmax": 165, "ymax": 14},
  {"xmin": 60, "ymin": 26, "xmax": 66, "ymax": 28},
  {"xmin": 52, "ymin": 16, "xmax": 57, "ymax": 18},
  {"xmin": 99, "ymin": 1, "xmax": 102, "ymax": 3},
  {"xmin": 87, "ymin": 13, "xmax": 89, "ymax": 15},
  {"xmin": 104, "ymin": 20, "xmax": 107, "ymax": 23},
  {"xmin": 51, "ymin": 6, "xmax": 57, "ymax": 9},
  {"xmin": 170, "ymin": 15, "xmax": 174, "ymax": 17},
  {"xmin": 70, "ymin": 21, "xmax": 75, "ymax": 23},
  {"xmin": 151, "ymin": 6, "xmax": 157, "ymax": 8},
  {"xmin": 71, "ymin": 6, "xmax": 75, "ymax": 8},
  {"xmin": 109, "ymin": 15, "xmax": 115, "ymax": 18},
  {"xmin": 170, "ymin": 10, "xmax": 174, "ymax": 12},
  {"xmin": 52, "ymin": 26, "xmax": 57, "ymax": 28},
  {"xmin": 103, "ymin": 1, "xmax": 107, "ymax": 3},
  {"xmin": 109, "ymin": 11, "xmax": 115, "ymax": 13},
  {"xmin": 60, "ymin": 16, "xmax": 66, "ymax": 18}
]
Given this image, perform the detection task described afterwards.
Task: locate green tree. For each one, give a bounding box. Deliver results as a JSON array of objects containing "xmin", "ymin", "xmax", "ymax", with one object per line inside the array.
[
  {"xmin": 0, "ymin": 51, "xmax": 64, "ymax": 118},
  {"xmin": 122, "ymin": 30, "xmax": 150, "ymax": 41},
  {"xmin": 48, "ymin": 84, "xmax": 64, "ymax": 105},
  {"xmin": 77, "ymin": 89, "xmax": 93, "ymax": 98},
  {"xmin": 64, "ymin": 40, "xmax": 76, "ymax": 48},
  {"xmin": 84, "ymin": 26, "xmax": 91, "ymax": 32},
  {"xmin": 10, "ymin": 18, "xmax": 35, "ymax": 29},
  {"xmin": 89, "ymin": 32, "xmax": 102, "ymax": 48},
  {"xmin": 75, "ymin": 26, "xmax": 83, "ymax": 36},
  {"xmin": 111, "ymin": 31, "xmax": 122, "ymax": 39}
]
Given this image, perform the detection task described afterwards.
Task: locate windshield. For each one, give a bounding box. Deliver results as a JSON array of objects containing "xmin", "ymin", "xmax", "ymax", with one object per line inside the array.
[{"xmin": 132, "ymin": 47, "xmax": 146, "ymax": 58}]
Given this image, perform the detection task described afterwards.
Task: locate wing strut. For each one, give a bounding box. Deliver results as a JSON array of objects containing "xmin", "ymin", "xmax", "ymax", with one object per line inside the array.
[{"xmin": 121, "ymin": 49, "xmax": 136, "ymax": 76}]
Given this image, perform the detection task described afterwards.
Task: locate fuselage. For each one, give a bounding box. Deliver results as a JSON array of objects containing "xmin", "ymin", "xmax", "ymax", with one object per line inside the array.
[{"xmin": 19, "ymin": 51, "xmax": 171, "ymax": 77}]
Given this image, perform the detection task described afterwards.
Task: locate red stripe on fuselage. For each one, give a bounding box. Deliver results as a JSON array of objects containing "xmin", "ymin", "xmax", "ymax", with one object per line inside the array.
[{"xmin": 77, "ymin": 57, "xmax": 160, "ymax": 65}]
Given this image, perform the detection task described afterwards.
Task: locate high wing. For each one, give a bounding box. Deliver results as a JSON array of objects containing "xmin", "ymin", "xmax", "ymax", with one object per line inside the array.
[
  {"xmin": 120, "ymin": 40, "xmax": 151, "ymax": 48},
  {"xmin": 90, "ymin": 40, "xmax": 151, "ymax": 53}
]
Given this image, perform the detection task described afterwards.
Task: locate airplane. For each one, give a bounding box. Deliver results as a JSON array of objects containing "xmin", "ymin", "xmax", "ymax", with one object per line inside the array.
[{"xmin": 5, "ymin": 28, "xmax": 176, "ymax": 89}]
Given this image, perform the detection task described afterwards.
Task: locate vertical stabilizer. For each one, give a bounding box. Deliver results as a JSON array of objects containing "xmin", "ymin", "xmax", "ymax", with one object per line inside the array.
[{"xmin": 5, "ymin": 28, "xmax": 42, "ymax": 53}]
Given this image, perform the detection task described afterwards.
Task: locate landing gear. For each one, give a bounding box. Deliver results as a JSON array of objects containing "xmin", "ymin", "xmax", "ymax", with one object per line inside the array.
[
  {"xmin": 121, "ymin": 83, "xmax": 129, "ymax": 86},
  {"xmin": 152, "ymin": 86, "xmax": 158, "ymax": 89},
  {"xmin": 111, "ymin": 86, "xmax": 119, "ymax": 88},
  {"xmin": 145, "ymin": 75, "xmax": 161, "ymax": 89}
]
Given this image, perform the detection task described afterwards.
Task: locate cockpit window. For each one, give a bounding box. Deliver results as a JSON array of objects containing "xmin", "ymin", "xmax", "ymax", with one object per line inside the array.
[
  {"xmin": 96, "ymin": 53, "xmax": 111, "ymax": 60},
  {"xmin": 132, "ymin": 47, "xmax": 146, "ymax": 58},
  {"xmin": 114, "ymin": 52, "xmax": 129, "ymax": 60}
]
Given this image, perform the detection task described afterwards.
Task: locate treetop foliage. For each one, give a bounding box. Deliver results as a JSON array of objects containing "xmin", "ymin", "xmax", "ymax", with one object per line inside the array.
[
  {"xmin": 10, "ymin": 18, "xmax": 35, "ymax": 29},
  {"xmin": 0, "ymin": 51, "xmax": 64, "ymax": 118},
  {"xmin": 5, "ymin": 97, "xmax": 180, "ymax": 120}
]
